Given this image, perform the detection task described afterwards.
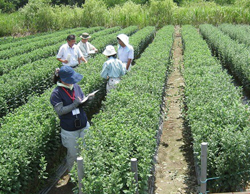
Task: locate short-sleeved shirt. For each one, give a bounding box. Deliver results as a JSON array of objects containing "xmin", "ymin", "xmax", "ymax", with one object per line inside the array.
[
  {"xmin": 117, "ymin": 44, "xmax": 134, "ymax": 65},
  {"xmin": 56, "ymin": 43, "xmax": 83, "ymax": 67},
  {"xmin": 50, "ymin": 84, "xmax": 88, "ymax": 131},
  {"xmin": 101, "ymin": 57, "xmax": 125, "ymax": 79}
]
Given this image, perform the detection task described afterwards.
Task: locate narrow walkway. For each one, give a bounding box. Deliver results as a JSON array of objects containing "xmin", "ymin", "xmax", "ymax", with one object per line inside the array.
[{"xmin": 154, "ymin": 26, "xmax": 198, "ymax": 194}]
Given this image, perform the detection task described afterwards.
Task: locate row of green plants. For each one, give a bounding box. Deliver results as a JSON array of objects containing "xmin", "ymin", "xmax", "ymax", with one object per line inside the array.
[
  {"xmin": 0, "ymin": 27, "xmax": 87, "ymax": 52},
  {"xmin": 0, "ymin": 26, "xmax": 155, "ymax": 194},
  {"xmin": 199, "ymin": 24, "xmax": 250, "ymax": 93},
  {"xmin": 1, "ymin": 0, "xmax": 250, "ymax": 37},
  {"xmin": 0, "ymin": 26, "xmax": 104, "ymax": 75},
  {"xmin": 69, "ymin": 25, "xmax": 174, "ymax": 194},
  {"xmin": 0, "ymin": 26, "xmax": 138, "ymax": 118},
  {"xmin": 0, "ymin": 28, "xmax": 88, "ymax": 60},
  {"xmin": 0, "ymin": 28, "xmax": 51, "ymax": 45},
  {"xmin": 182, "ymin": 25, "xmax": 250, "ymax": 192},
  {"xmin": 218, "ymin": 23, "xmax": 250, "ymax": 47}
]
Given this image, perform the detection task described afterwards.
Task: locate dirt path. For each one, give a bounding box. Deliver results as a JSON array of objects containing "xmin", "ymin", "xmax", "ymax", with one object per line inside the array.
[{"xmin": 154, "ymin": 26, "xmax": 198, "ymax": 194}]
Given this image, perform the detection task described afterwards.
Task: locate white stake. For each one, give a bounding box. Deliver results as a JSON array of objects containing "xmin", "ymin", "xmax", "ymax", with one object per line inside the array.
[
  {"xmin": 77, "ymin": 156, "xmax": 84, "ymax": 194},
  {"xmin": 200, "ymin": 142, "xmax": 208, "ymax": 194},
  {"xmin": 131, "ymin": 158, "xmax": 139, "ymax": 194}
]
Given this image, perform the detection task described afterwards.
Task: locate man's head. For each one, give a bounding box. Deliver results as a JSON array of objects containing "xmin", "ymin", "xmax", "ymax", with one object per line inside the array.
[
  {"xmin": 66, "ymin": 35, "xmax": 76, "ymax": 47},
  {"xmin": 80, "ymin": 32, "xmax": 91, "ymax": 43}
]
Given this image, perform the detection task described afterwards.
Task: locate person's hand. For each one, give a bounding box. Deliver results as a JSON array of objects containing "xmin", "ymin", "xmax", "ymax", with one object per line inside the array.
[
  {"xmin": 95, "ymin": 49, "xmax": 98, "ymax": 53},
  {"xmin": 73, "ymin": 97, "xmax": 82, "ymax": 107},
  {"xmin": 64, "ymin": 60, "xmax": 69, "ymax": 64}
]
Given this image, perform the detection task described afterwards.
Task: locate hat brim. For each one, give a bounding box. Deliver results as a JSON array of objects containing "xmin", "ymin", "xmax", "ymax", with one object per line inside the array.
[
  {"xmin": 80, "ymin": 35, "xmax": 91, "ymax": 39},
  {"xmin": 61, "ymin": 72, "xmax": 83, "ymax": 84},
  {"xmin": 102, "ymin": 50, "xmax": 117, "ymax": 56}
]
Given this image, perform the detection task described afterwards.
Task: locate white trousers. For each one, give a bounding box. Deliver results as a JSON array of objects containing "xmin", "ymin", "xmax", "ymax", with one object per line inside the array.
[
  {"xmin": 61, "ymin": 121, "xmax": 90, "ymax": 171},
  {"xmin": 106, "ymin": 77, "xmax": 121, "ymax": 93}
]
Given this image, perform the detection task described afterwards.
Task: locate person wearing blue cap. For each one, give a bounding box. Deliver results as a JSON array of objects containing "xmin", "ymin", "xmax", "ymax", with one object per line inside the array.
[{"xmin": 50, "ymin": 66, "xmax": 89, "ymax": 176}]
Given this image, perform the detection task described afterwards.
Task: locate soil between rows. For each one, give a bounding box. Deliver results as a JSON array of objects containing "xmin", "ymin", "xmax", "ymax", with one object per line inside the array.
[{"xmin": 154, "ymin": 25, "xmax": 198, "ymax": 194}]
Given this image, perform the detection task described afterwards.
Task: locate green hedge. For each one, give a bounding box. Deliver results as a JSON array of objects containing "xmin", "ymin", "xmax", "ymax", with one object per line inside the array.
[{"xmin": 182, "ymin": 25, "xmax": 250, "ymax": 192}]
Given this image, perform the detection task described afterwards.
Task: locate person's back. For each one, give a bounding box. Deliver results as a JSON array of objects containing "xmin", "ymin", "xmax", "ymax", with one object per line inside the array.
[{"xmin": 101, "ymin": 45, "xmax": 125, "ymax": 93}]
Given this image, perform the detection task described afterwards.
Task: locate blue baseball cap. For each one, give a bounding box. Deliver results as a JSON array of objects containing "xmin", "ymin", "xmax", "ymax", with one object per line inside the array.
[{"xmin": 59, "ymin": 66, "xmax": 83, "ymax": 84}]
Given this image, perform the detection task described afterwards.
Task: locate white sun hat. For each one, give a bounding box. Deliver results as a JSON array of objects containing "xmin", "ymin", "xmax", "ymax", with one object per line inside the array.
[
  {"xmin": 102, "ymin": 45, "xmax": 117, "ymax": 56},
  {"xmin": 117, "ymin": 34, "xmax": 129, "ymax": 46}
]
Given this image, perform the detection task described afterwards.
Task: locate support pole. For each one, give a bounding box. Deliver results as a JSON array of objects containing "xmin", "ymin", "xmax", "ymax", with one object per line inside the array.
[
  {"xmin": 77, "ymin": 156, "xmax": 84, "ymax": 194},
  {"xmin": 131, "ymin": 158, "xmax": 139, "ymax": 194},
  {"xmin": 200, "ymin": 142, "xmax": 208, "ymax": 194}
]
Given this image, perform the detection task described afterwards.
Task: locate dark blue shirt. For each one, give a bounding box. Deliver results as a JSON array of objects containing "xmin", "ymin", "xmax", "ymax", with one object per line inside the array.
[{"xmin": 50, "ymin": 84, "xmax": 88, "ymax": 131}]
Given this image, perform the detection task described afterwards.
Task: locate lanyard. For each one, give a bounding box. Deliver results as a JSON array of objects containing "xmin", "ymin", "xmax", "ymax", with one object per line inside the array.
[{"xmin": 61, "ymin": 87, "xmax": 75, "ymax": 102}]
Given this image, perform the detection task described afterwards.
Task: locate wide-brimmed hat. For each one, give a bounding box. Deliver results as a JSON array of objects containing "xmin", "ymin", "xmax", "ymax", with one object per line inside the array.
[
  {"xmin": 102, "ymin": 45, "xmax": 117, "ymax": 56},
  {"xmin": 59, "ymin": 66, "xmax": 83, "ymax": 84},
  {"xmin": 80, "ymin": 32, "xmax": 91, "ymax": 39},
  {"xmin": 117, "ymin": 34, "xmax": 129, "ymax": 46}
]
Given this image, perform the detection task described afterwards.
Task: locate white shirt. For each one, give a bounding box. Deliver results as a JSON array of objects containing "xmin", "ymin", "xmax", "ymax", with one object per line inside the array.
[
  {"xmin": 117, "ymin": 44, "xmax": 134, "ymax": 71},
  {"xmin": 57, "ymin": 43, "xmax": 83, "ymax": 67},
  {"xmin": 77, "ymin": 41, "xmax": 96, "ymax": 59}
]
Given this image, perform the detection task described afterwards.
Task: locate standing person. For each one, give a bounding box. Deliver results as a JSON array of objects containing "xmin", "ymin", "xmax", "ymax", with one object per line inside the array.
[
  {"xmin": 57, "ymin": 34, "xmax": 87, "ymax": 68},
  {"xmin": 77, "ymin": 32, "xmax": 98, "ymax": 62},
  {"xmin": 117, "ymin": 33, "xmax": 134, "ymax": 72},
  {"xmin": 101, "ymin": 45, "xmax": 125, "ymax": 93},
  {"xmin": 50, "ymin": 66, "xmax": 90, "ymax": 175}
]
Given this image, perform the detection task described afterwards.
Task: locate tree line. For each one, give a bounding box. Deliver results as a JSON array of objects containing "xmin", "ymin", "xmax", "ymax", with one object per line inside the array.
[{"xmin": 0, "ymin": 0, "xmax": 238, "ymax": 13}]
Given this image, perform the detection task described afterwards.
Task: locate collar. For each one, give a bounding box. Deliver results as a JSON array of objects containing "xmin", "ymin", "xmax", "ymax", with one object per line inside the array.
[
  {"xmin": 118, "ymin": 44, "xmax": 130, "ymax": 52},
  {"xmin": 57, "ymin": 81, "xmax": 74, "ymax": 90},
  {"xmin": 67, "ymin": 44, "xmax": 75, "ymax": 49}
]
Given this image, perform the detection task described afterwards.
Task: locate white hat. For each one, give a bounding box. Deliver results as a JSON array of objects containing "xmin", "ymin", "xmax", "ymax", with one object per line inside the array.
[
  {"xmin": 117, "ymin": 34, "xmax": 129, "ymax": 46},
  {"xmin": 80, "ymin": 32, "xmax": 91, "ymax": 39},
  {"xmin": 102, "ymin": 45, "xmax": 117, "ymax": 56}
]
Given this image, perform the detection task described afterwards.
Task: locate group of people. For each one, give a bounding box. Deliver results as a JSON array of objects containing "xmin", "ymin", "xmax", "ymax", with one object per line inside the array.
[{"xmin": 50, "ymin": 32, "xmax": 134, "ymax": 182}]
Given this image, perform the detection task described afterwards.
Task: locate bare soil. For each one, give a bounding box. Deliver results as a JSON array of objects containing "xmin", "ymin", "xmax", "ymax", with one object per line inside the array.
[
  {"xmin": 154, "ymin": 26, "xmax": 198, "ymax": 194},
  {"xmin": 46, "ymin": 25, "xmax": 198, "ymax": 194}
]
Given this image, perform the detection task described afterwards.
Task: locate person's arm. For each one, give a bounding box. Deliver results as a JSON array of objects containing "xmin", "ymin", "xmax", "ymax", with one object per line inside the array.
[
  {"xmin": 57, "ymin": 58, "xmax": 68, "ymax": 64},
  {"xmin": 80, "ymin": 56, "xmax": 87, "ymax": 63},
  {"xmin": 89, "ymin": 42, "xmax": 98, "ymax": 52},
  {"xmin": 78, "ymin": 47, "xmax": 87, "ymax": 64},
  {"xmin": 51, "ymin": 89, "xmax": 81, "ymax": 116},
  {"xmin": 57, "ymin": 45, "xmax": 69, "ymax": 64},
  {"xmin": 126, "ymin": 59, "xmax": 132, "ymax": 70},
  {"xmin": 53, "ymin": 99, "xmax": 81, "ymax": 116},
  {"xmin": 100, "ymin": 62, "xmax": 109, "ymax": 79}
]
